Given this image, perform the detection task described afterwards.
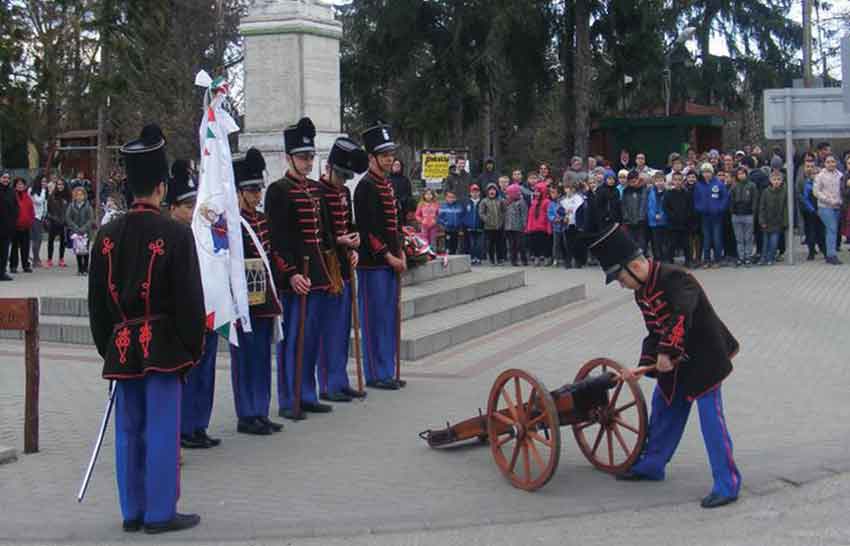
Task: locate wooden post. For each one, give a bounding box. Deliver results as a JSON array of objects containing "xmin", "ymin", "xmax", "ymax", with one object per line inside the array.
[{"xmin": 0, "ymin": 298, "xmax": 39, "ymax": 453}]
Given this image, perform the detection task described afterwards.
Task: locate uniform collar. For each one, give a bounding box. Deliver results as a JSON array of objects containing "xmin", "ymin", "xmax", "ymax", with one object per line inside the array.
[
  {"xmin": 130, "ymin": 202, "xmax": 161, "ymax": 214},
  {"xmin": 368, "ymin": 168, "xmax": 387, "ymax": 183},
  {"xmin": 285, "ymin": 171, "xmax": 310, "ymax": 188}
]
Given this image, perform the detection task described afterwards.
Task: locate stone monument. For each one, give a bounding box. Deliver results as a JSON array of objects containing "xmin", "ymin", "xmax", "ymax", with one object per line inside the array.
[{"xmin": 239, "ymin": 0, "xmax": 342, "ymax": 179}]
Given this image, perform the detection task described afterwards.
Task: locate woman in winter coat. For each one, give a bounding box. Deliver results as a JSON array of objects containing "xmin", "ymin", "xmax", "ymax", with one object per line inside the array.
[
  {"xmin": 28, "ymin": 174, "xmax": 48, "ymax": 267},
  {"xmin": 46, "ymin": 178, "xmax": 71, "ymax": 267},
  {"xmin": 10, "ymin": 178, "xmax": 35, "ymax": 272},
  {"xmin": 526, "ymin": 181, "xmax": 552, "ymax": 266},
  {"xmin": 65, "ymin": 185, "xmax": 94, "ymax": 274},
  {"xmin": 813, "ymin": 154, "xmax": 844, "ymax": 264}
]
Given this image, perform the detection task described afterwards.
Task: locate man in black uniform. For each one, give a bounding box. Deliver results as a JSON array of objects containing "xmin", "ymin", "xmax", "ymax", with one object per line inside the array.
[
  {"xmin": 230, "ymin": 148, "xmax": 284, "ymax": 434},
  {"xmin": 313, "ymin": 137, "xmax": 369, "ymax": 402},
  {"xmin": 354, "ymin": 122, "xmax": 407, "ymax": 390},
  {"xmin": 265, "ymin": 117, "xmax": 337, "ymax": 419},
  {"xmin": 588, "ymin": 223, "xmax": 742, "ymax": 509},
  {"xmin": 88, "ymin": 125, "xmax": 205, "ymax": 533}
]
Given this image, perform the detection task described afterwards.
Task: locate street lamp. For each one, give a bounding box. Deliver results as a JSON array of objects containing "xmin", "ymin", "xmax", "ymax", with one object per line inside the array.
[{"xmin": 664, "ymin": 27, "xmax": 697, "ymax": 117}]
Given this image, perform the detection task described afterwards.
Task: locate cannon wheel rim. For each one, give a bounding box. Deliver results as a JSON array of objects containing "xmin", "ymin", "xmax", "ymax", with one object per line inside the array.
[
  {"xmin": 571, "ymin": 358, "xmax": 648, "ymax": 474},
  {"xmin": 486, "ymin": 369, "xmax": 561, "ymax": 492}
]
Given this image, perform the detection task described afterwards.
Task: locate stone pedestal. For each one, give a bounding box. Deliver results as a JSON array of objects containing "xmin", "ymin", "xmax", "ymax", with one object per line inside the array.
[{"xmin": 239, "ymin": 0, "xmax": 342, "ymax": 180}]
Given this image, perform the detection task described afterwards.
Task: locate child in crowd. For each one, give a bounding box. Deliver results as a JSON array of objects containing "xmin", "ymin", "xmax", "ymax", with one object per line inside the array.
[
  {"xmin": 647, "ymin": 171, "xmax": 669, "ymax": 262},
  {"xmin": 694, "ymin": 163, "xmax": 730, "ymax": 268},
  {"xmin": 730, "ymin": 166, "xmax": 758, "ymax": 266},
  {"xmin": 758, "ymin": 170, "xmax": 788, "ymax": 266},
  {"xmin": 438, "ymin": 190, "xmax": 464, "ymax": 254},
  {"xmin": 685, "ymin": 170, "xmax": 702, "ymax": 266},
  {"xmin": 478, "ymin": 183, "xmax": 506, "ymax": 265},
  {"xmin": 547, "ymin": 184, "xmax": 566, "ymax": 267},
  {"xmin": 503, "ymin": 184, "xmax": 528, "ymax": 266},
  {"xmin": 463, "ymin": 184, "xmax": 484, "ymax": 264},
  {"xmin": 65, "ymin": 186, "xmax": 93, "ymax": 275},
  {"xmin": 101, "ymin": 196, "xmax": 123, "ymax": 226},
  {"xmin": 415, "ymin": 189, "xmax": 440, "ymax": 247},
  {"xmin": 663, "ymin": 171, "xmax": 692, "ymax": 266},
  {"xmin": 561, "ymin": 181, "xmax": 586, "ymax": 268},
  {"xmin": 526, "ymin": 181, "xmax": 552, "ymax": 266},
  {"xmin": 621, "ymin": 170, "xmax": 648, "ymax": 251},
  {"xmin": 717, "ymin": 170, "xmax": 737, "ymax": 264},
  {"xmin": 799, "ymin": 163, "xmax": 826, "ymax": 260}
]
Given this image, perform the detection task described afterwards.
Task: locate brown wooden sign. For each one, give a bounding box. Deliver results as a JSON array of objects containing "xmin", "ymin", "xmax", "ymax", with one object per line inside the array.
[
  {"xmin": 0, "ymin": 299, "xmax": 34, "ymax": 330},
  {"xmin": 0, "ymin": 298, "xmax": 39, "ymax": 454}
]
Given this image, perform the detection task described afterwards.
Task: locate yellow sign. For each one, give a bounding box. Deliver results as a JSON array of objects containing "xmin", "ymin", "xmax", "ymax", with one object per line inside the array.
[{"xmin": 422, "ymin": 153, "xmax": 450, "ymax": 180}]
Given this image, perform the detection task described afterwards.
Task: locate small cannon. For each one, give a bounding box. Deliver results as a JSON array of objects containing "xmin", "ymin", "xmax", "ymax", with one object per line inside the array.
[{"xmin": 419, "ymin": 358, "xmax": 649, "ymax": 491}]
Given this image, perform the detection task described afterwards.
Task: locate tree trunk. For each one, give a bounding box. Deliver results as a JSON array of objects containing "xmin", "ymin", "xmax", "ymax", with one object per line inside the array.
[
  {"xmin": 699, "ymin": 8, "xmax": 715, "ymax": 104},
  {"xmin": 95, "ymin": 0, "xmax": 113, "ymax": 220},
  {"xmin": 572, "ymin": 0, "xmax": 590, "ymax": 159},
  {"xmin": 480, "ymin": 86, "xmax": 492, "ymax": 161},
  {"xmin": 561, "ymin": 2, "xmax": 575, "ymax": 166}
]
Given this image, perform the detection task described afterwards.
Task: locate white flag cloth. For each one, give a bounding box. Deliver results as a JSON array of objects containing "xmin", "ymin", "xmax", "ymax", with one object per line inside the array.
[{"xmin": 192, "ymin": 70, "xmax": 251, "ymax": 344}]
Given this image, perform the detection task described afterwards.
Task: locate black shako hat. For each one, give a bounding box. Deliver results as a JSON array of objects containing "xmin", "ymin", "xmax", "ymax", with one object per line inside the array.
[
  {"xmin": 233, "ymin": 148, "xmax": 266, "ymax": 191},
  {"xmin": 588, "ymin": 223, "xmax": 643, "ymax": 284},
  {"xmin": 120, "ymin": 124, "xmax": 169, "ymax": 193},
  {"xmin": 361, "ymin": 121, "xmax": 397, "ymax": 155},
  {"xmin": 328, "ymin": 137, "xmax": 369, "ymax": 180},
  {"xmin": 166, "ymin": 159, "xmax": 197, "ymax": 205},
  {"xmin": 284, "ymin": 117, "xmax": 316, "ymax": 155}
]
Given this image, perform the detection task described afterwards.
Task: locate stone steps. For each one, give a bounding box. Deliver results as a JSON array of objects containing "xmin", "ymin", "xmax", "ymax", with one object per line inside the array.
[{"xmin": 397, "ymin": 281, "xmax": 586, "ymax": 361}]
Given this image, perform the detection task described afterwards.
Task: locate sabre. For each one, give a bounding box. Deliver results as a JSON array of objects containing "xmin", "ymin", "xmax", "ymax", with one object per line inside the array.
[
  {"xmin": 350, "ymin": 266, "xmax": 364, "ymax": 393},
  {"xmin": 77, "ymin": 380, "xmax": 117, "ymax": 502},
  {"xmin": 395, "ymin": 267, "xmax": 402, "ymax": 383},
  {"xmin": 292, "ymin": 256, "xmax": 310, "ymax": 420}
]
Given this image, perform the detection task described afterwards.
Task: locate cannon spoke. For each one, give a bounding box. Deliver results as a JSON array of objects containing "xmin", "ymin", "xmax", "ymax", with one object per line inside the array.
[
  {"xmin": 607, "ymin": 381, "xmax": 624, "ymax": 411},
  {"xmin": 528, "ymin": 413, "xmax": 547, "ymax": 429},
  {"xmin": 507, "ymin": 440, "xmax": 521, "ymax": 474},
  {"xmin": 575, "ymin": 420, "xmax": 596, "ymax": 432},
  {"xmin": 590, "ymin": 425, "xmax": 604, "ymax": 456},
  {"xmin": 501, "ymin": 389, "xmax": 519, "ymax": 423},
  {"xmin": 615, "ymin": 400, "xmax": 637, "ymax": 414},
  {"xmin": 522, "ymin": 442, "xmax": 531, "ymax": 482},
  {"xmin": 493, "ymin": 412, "xmax": 515, "ymax": 427},
  {"xmin": 527, "ymin": 429, "xmax": 553, "ymax": 449},
  {"xmin": 514, "ymin": 378, "xmax": 526, "ymax": 421},
  {"xmin": 528, "ymin": 437, "xmax": 546, "ymax": 471},
  {"xmin": 612, "ymin": 423, "xmax": 631, "ymax": 457},
  {"xmin": 614, "ymin": 417, "xmax": 639, "ymax": 434},
  {"xmin": 607, "ymin": 428, "xmax": 614, "ymax": 466},
  {"xmin": 495, "ymin": 432, "xmax": 514, "ymax": 448}
]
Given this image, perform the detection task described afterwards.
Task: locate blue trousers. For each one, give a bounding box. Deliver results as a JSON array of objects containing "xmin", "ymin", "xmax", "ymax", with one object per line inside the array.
[
  {"xmin": 230, "ymin": 317, "xmax": 273, "ymax": 420},
  {"xmin": 180, "ymin": 331, "xmax": 217, "ymax": 435},
  {"xmin": 277, "ymin": 292, "xmax": 326, "ymax": 410},
  {"xmin": 818, "ymin": 207, "xmax": 841, "ymax": 258},
  {"xmin": 630, "ymin": 385, "xmax": 741, "ymax": 498},
  {"xmin": 358, "ymin": 267, "xmax": 398, "ymax": 383},
  {"xmin": 465, "ymin": 230, "xmax": 484, "ymax": 261},
  {"xmin": 701, "ymin": 215, "xmax": 724, "ymax": 263},
  {"xmin": 760, "ymin": 232, "xmax": 781, "ymax": 263},
  {"xmin": 115, "ymin": 373, "xmax": 181, "ymax": 524},
  {"xmin": 318, "ymin": 280, "xmax": 353, "ymax": 395}
]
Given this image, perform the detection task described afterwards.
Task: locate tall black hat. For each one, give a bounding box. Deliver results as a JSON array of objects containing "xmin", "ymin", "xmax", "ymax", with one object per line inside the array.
[
  {"xmin": 327, "ymin": 137, "xmax": 369, "ymax": 180},
  {"xmin": 361, "ymin": 121, "xmax": 397, "ymax": 155},
  {"xmin": 587, "ymin": 223, "xmax": 643, "ymax": 284},
  {"xmin": 120, "ymin": 124, "xmax": 169, "ymax": 192},
  {"xmin": 283, "ymin": 117, "xmax": 316, "ymax": 155},
  {"xmin": 166, "ymin": 159, "xmax": 197, "ymax": 205},
  {"xmin": 233, "ymin": 148, "xmax": 266, "ymax": 190}
]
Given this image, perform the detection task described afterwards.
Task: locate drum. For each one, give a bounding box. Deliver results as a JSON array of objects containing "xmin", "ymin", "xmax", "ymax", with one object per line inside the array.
[{"xmin": 245, "ymin": 258, "xmax": 267, "ymax": 305}]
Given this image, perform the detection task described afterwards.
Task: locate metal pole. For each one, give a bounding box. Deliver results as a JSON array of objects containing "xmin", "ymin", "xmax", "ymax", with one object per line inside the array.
[{"xmin": 784, "ymin": 94, "xmax": 795, "ymax": 266}]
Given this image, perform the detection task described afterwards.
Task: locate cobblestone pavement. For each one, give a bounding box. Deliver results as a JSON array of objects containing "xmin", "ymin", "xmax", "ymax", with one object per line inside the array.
[{"xmin": 1, "ymin": 253, "xmax": 849, "ymax": 542}]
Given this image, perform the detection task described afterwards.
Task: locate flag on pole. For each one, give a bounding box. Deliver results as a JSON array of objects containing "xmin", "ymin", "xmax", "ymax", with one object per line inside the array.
[{"xmin": 192, "ymin": 70, "xmax": 251, "ymax": 343}]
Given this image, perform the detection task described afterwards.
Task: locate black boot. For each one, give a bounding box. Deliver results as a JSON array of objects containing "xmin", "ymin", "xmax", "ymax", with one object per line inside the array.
[
  {"xmin": 144, "ymin": 513, "xmax": 201, "ymax": 534},
  {"xmin": 237, "ymin": 418, "xmax": 271, "ymax": 435},
  {"xmin": 301, "ymin": 401, "xmax": 333, "ymax": 413},
  {"xmin": 279, "ymin": 408, "xmax": 307, "ymax": 421},
  {"xmin": 256, "ymin": 416, "xmax": 284, "ymax": 432},
  {"xmin": 320, "ymin": 392, "xmax": 352, "ymax": 403},
  {"xmin": 123, "ymin": 519, "xmax": 142, "ymax": 532},
  {"xmin": 180, "ymin": 434, "xmax": 208, "ymax": 449},
  {"xmin": 341, "ymin": 387, "xmax": 367, "ymax": 399},
  {"xmin": 367, "ymin": 379, "xmax": 399, "ymax": 390},
  {"xmin": 195, "ymin": 429, "xmax": 221, "ymax": 447}
]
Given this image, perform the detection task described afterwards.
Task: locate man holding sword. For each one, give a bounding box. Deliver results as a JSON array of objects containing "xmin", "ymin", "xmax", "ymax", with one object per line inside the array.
[{"xmin": 587, "ymin": 223, "xmax": 742, "ymax": 509}]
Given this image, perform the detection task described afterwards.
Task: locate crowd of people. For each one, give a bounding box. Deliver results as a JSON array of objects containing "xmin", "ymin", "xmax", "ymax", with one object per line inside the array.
[{"xmin": 409, "ymin": 143, "xmax": 850, "ymax": 269}]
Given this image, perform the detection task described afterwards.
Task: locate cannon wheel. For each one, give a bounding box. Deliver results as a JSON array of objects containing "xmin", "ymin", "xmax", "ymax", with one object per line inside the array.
[
  {"xmin": 487, "ymin": 369, "xmax": 561, "ymax": 491},
  {"xmin": 572, "ymin": 358, "xmax": 648, "ymax": 474}
]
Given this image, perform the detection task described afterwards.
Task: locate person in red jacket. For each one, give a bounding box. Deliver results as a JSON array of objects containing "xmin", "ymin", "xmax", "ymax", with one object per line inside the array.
[
  {"xmin": 525, "ymin": 181, "xmax": 552, "ymax": 266},
  {"xmin": 10, "ymin": 177, "xmax": 35, "ymax": 273}
]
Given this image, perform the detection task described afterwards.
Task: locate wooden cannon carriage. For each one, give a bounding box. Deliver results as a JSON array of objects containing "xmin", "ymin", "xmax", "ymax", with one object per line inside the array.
[{"xmin": 419, "ymin": 359, "xmax": 649, "ymax": 491}]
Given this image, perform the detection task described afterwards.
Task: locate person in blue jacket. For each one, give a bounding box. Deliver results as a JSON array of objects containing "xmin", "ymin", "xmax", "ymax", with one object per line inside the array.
[
  {"xmin": 438, "ymin": 190, "xmax": 465, "ymax": 254},
  {"xmin": 693, "ymin": 163, "xmax": 730, "ymax": 268},
  {"xmin": 799, "ymin": 163, "xmax": 827, "ymax": 260},
  {"xmin": 647, "ymin": 171, "xmax": 669, "ymax": 262},
  {"xmin": 462, "ymin": 184, "xmax": 484, "ymax": 264}
]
